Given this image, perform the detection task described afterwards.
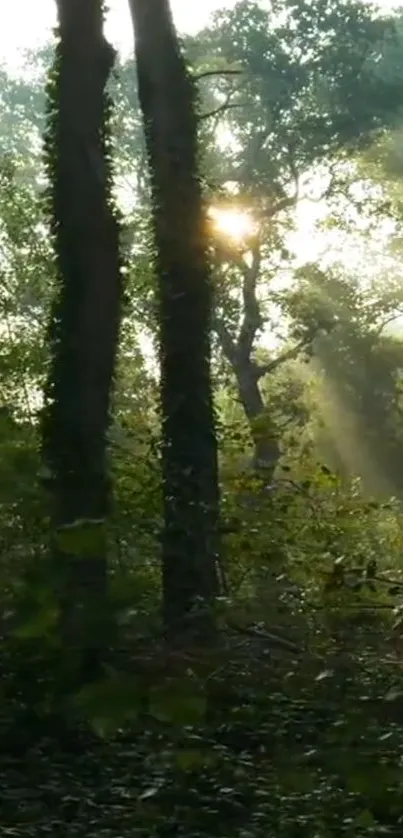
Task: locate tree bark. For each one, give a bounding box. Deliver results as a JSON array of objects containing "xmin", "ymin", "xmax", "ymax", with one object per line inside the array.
[
  {"xmin": 41, "ymin": 0, "xmax": 122, "ymax": 681},
  {"xmin": 127, "ymin": 0, "xmax": 220, "ymax": 638},
  {"xmin": 213, "ymin": 313, "xmax": 281, "ymax": 476},
  {"xmin": 235, "ymin": 362, "xmax": 280, "ymax": 476}
]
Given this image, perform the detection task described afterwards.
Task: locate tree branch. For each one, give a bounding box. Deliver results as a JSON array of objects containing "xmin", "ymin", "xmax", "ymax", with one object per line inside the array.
[
  {"xmin": 199, "ymin": 98, "xmax": 249, "ymax": 122},
  {"xmin": 305, "ymin": 170, "xmax": 338, "ymax": 204},
  {"xmin": 213, "ymin": 314, "xmax": 239, "ymax": 366},
  {"xmin": 255, "ymin": 340, "xmax": 307, "ymax": 379},
  {"xmin": 260, "ymin": 193, "xmax": 299, "ymax": 220},
  {"xmin": 237, "ymin": 244, "xmax": 263, "ymax": 362},
  {"xmin": 227, "ymin": 620, "xmax": 302, "ymax": 654},
  {"xmin": 372, "ymin": 310, "xmax": 403, "ymax": 339},
  {"xmin": 194, "ymin": 68, "xmax": 243, "ymax": 81}
]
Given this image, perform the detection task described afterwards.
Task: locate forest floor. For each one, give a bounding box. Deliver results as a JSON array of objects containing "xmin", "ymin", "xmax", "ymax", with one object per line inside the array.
[{"xmin": 1, "ymin": 632, "xmax": 403, "ymax": 837}]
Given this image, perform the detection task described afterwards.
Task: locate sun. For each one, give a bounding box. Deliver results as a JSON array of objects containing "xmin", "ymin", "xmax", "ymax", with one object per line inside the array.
[{"xmin": 208, "ymin": 206, "xmax": 257, "ymax": 243}]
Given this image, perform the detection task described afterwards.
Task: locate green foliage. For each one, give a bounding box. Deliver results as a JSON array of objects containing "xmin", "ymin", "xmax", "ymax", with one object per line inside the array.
[
  {"xmin": 3, "ymin": 4, "xmax": 403, "ymax": 837},
  {"xmin": 55, "ymin": 520, "xmax": 107, "ymax": 559},
  {"xmin": 193, "ymin": 0, "xmax": 403, "ymax": 188},
  {"xmin": 73, "ymin": 669, "xmax": 143, "ymax": 737},
  {"xmin": 149, "ymin": 678, "xmax": 206, "ymax": 725}
]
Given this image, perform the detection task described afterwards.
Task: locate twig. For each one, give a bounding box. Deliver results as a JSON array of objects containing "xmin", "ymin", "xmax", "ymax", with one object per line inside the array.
[
  {"xmin": 255, "ymin": 339, "xmax": 308, "ymax": 378},
  {"xmin": 194, "ymin": 69, "xmax": 244, "ymax": 81},
  {"xmin": 227, "ymin": 620, "xmax": 303, "ymax": 654},
  {"xmin": 200, "ymin": 99, "xmax": 249, "ymax": 121}
]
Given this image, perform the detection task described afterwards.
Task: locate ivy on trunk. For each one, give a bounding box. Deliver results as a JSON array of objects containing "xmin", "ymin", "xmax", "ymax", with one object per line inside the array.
[
  {"xmin": 128, "ymin": 0, "xmax": 220, "ymax": 639},
  {"xmin": 41, "ymin": 0, "xmax": 123, "ymax": 682}
]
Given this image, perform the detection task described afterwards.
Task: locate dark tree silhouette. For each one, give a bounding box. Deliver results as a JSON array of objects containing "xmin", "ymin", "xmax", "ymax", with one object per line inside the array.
[
  {"xmin": 41, "ymin": 0, "xmax": 123, "ymax": 681},
  {"xmin": 128, "ymin": 0, "xmax": 220, "ymax": 638}
]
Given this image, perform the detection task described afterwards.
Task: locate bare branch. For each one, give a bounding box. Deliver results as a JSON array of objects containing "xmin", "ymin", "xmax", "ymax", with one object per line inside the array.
[
  {"xmin": 287, "ymin": 145, "xmax": 299, "ymax": 189},
  {"xmin": 200, "ymin": 98, "xmax": 249, "ymax": 121},
  {"xmin": 237, "ymin": 244, "xmax": 263, "ymax": 362},
  {"xmin": 194, "ymin": 68, "xmax": 243, "ymax": 81},
  {"xmin": 258, "ymin": 148, "xmax": 300, "ymax": 219},
  {"xmin": 256, "ymin": 340, "xmax": 307, "ymax": 379},
  {"xmin": 372, "ymin": 310, "xmax": 403, "ymax": 339},
  {"xmin": 305, "ymin": 171, "xmax": 337, "ymax": 204},
  {"xmin": 227, "ymin": 620, "xmax": 302, "ymax": 654},
  {"xmin": 259, "ymin": 192, "xmax": 299, "ymax": 221},
  {"xmin": 260, "ymin": 145, "xmax": 300, "ymax": 219},
  {"xmin": 213, "ymin": 314, "xmax": 239, "ymax": 366}
]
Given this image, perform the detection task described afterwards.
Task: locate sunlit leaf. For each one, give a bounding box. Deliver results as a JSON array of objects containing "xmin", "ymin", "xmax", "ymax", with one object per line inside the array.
[
  {"xmin": 139, "ymin": 786, "xmax": 161, "ymax": 801},
  {"xmin": 315, "ymin": 669, "xmax": 334, "ymax": 682},
  {"xmin": 384, "ymin": 687, "xmax": 403, "ymax": 702}
]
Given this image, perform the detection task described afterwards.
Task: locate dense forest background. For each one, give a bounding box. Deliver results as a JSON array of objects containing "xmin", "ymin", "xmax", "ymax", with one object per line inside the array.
[{"xmin": 3, "ymin": 0, "xmax": 403, "ymax": 835}]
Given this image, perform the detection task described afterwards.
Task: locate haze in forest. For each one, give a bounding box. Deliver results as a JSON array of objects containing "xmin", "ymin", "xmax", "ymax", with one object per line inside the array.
[
  {"xmin": 1, "ymin": 0, "xmax": 238, "ymax": 70},
  {"xmin": 3, "ymin": 1, "xmax": 403, "ymax": 831},
  {"xmin": 3, "ymin": 0, "xmax": 403, "ymax": 498}
]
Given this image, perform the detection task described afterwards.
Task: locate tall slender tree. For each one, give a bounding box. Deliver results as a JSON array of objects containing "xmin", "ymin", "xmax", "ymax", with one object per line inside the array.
[
  {"xmin": 127, "ymin": 0, "xmax": 220, "ymax": 637},
  {"xmin": 42, "ymin": 0, "xmax": 122, "ymax": 680}
]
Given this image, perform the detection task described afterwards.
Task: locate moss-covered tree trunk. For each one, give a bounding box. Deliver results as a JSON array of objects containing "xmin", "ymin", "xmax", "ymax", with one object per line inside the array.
[
  {"xmin": 128, "ymin": 0, "xmax": 220, "ymax": 638},
  {"xmin": 41, "ymin": 0, "xmax": 122, "ymax": 679}
]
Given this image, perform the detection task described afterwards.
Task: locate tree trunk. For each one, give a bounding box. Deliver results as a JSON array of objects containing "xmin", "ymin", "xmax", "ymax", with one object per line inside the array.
[
  {"xmin": 213, "ymin": 314, "xmax": 282, "ymax": 479},
  {"xmin": 41, "ymin": 0, "xmax": 122, "ymax": 681},
  {"xmin": 236, "ymin": 363, "xmax": 280, "ymax": 477},
  {"xmin": 128, "ymin": 0, "xmax": 220, "ymax": 640}
]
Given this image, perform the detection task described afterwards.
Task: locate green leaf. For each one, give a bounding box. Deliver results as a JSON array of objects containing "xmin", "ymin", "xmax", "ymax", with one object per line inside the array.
[
  {"xmin": 315, "ymin": 669, "xmax": 334, "ymax": 682},
  {"xmin": 139, "ymin": 785, "xmax": 161, "ymax": 801},
  {"xmin": 354, "ymin": 809, "xmax": 375, "ymax": 829},
  {"xmin": 73, "ymin": 670, "xmax": 142, "ymax": 735},
  {"xmin": 13, "ymin": 603, "xmax": 59, "ymax": 640},
  {"xmin": 175, "ymin": 749, "xmax": 207, "ymax": 770},
  {"xmin": 55, "ymin": 519, "xmax": 107, "ymax": 558},
  {"xmin": 385, "ymin": 686, "xmax": 403, "ymax": 702},
  {"xmin": 149, "ymin": 679, "xmax": 206, "ymax": 725},
  {"xmin": 278, "ymin": 768, "xmax": 315, "ymax": 793}
]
